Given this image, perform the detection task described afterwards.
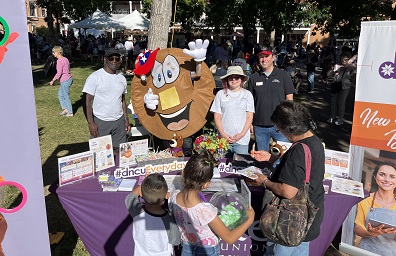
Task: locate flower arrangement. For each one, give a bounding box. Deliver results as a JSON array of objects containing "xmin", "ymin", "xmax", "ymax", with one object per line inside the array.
[{"xmin": 193, "ymin": 130, "xmax": 230, "ymax": 160}]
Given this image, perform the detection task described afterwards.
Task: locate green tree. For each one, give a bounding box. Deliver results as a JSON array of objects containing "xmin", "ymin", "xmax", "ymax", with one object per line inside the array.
[
  {"xmin": 35, "ymin": 0, "xmax": 110, "ymax": 42},
  {"xmin": 205, "ymin": 0, "xmax": 318, "ymax": 46},
  {"xmin": 310, "ymin": 0, "xmax": 394, "ymax": 38},
  {"xmin": 142, "ymin": 0, "xmax": 207, "ymax": 31}
]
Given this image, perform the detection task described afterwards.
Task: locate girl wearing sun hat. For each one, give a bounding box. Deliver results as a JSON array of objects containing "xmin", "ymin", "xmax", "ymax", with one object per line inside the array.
[{"xmin": 210, "ymin": 66, "xmax": 255, "ymax": 157}]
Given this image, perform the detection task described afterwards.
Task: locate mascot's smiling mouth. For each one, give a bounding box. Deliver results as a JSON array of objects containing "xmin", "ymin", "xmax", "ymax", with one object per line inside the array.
[{"xmin": 159, "ymin": 102, "xmax": 191, "ymax": 131}]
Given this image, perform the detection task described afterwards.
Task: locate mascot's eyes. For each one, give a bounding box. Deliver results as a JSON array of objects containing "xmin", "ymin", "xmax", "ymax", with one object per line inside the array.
[
  {"xmin": 167, "ymin": 70, "xmax": 172, "ymax": 78},
  {"xmin": 163, "ymin": 55, "xmax": 180, "ymax": 84},
  {"xmin": 151, "ymin": 55, "xmax": 180, "ymax": 88},
  {"xmin": 152, "ymin": 60, "xmax": 166, "ymax": 88}
]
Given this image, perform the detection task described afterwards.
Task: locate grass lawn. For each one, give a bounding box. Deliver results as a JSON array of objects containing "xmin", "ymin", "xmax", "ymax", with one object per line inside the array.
[{"xmin": 33, "ymin": 59, "xmax": 134, "ymax": 255}]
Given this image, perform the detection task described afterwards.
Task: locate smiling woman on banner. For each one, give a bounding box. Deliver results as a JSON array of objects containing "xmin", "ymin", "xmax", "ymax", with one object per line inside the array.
[{"xmin": 354, "ymin": 162, "xmax": 396, "ymax": 256}]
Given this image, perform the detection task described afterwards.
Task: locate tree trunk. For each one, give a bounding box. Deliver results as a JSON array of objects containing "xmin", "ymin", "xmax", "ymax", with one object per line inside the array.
[
  {"xmin": 147, "ymin": 0, "xmax": 172, "ymax": 50},
  {"xmin": 46, "ymin": 6, "xmax": 57, "ymax": 45}
]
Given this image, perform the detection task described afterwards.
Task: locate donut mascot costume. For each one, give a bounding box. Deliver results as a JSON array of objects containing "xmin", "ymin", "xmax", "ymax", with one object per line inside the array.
[{"xmin": 131, "ymin": 39, "xmax": 215, "ymax": 155}]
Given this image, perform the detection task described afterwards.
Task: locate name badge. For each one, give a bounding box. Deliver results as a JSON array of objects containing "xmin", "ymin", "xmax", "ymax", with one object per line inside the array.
[{"xmin": 256, "ymin": 82, "xmax": 263, "ymax": 86}]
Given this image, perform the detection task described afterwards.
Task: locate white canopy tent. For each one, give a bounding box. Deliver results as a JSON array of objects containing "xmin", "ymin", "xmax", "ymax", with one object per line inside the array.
[
  {"xmin": 69, "ymin": 10, "xmax": 126, "ymax": 31},
  {"xmin": 117, "ymin": 10, "xmax": 150, "ymax": 31}
]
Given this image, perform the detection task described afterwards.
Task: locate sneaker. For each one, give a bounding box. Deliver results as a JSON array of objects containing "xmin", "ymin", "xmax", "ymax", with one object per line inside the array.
[
  {"xmin": 307, "ymin": 90, "xmax": 315, "ymax": 94},
  {"xmin": 334, "ymin": 119, "xmax": 343, "ymax": 126},
  {"xmin": 327, "ymin": 117, "xmax": 336, "ymax": 124},
  {"xmin": 60, "ymin": 109, "xmax": 68, "ymax": 115},
  {"xmin": 64, "ymin": 113, "xmax": 74, "ymax": 117}
]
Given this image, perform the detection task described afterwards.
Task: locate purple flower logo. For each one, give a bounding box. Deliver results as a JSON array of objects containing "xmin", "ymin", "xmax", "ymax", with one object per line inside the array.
[{"xmin": 378, "ymin": 52, "xmax": 396, "ymax": 79}]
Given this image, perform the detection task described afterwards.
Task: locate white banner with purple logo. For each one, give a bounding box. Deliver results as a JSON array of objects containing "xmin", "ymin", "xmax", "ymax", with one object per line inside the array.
[
  {"xmin": 0, "ymin": 0, "xmax": 51, "ymax": 255},
  {"xmin": 340, "ymin": 21, "xmax": 396, "ymax": 256}
]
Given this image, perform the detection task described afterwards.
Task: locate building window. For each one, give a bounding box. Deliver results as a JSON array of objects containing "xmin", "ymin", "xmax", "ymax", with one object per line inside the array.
[
  {"xmin": 132, "ymin": 2, "xmax": 141, "ymax": 12},
  {"xmin": 29, "ymin": 1, "xmax": 37, "ymax": 17},
  {"xmin": 41, "ymin": 8, "xmax": 47, "ymax": 17}
]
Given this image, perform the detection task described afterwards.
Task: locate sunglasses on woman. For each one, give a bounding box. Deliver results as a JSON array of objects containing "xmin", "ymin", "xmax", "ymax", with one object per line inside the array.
[{"xmin": 228, "ymin": 75, "xmax": 242, "ymax": 80}]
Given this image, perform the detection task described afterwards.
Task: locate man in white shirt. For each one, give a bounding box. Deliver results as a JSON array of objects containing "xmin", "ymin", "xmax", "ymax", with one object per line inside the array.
[
  {"xmin": 124, "ymin": 36, "xmax": 134, "ymax": 69},
  {"xmin": 83, "ymin": 48, "xmax": 130, "ymax": 148}
]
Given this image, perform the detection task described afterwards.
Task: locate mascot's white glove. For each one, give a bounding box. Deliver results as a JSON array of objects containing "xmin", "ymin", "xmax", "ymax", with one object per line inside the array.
[
  {"xmin": 183, "ymin": 39, "xmax": 209, "ymax": 62},
  {"xmin": 144, "ymin": 88, "xmax": 159, "ymax": 110}
]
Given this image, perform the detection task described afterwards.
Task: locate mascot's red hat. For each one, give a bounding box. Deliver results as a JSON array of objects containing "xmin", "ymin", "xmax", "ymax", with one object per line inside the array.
[{"xmin": 134, "ymin": 48, "xmax": 160, "ymax": 81}]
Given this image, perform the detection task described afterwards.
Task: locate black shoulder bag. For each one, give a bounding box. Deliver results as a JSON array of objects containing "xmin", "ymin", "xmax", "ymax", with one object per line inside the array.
[{"xmin": 330, "ymin": 69, "xmax": 346, "ymax": 94}]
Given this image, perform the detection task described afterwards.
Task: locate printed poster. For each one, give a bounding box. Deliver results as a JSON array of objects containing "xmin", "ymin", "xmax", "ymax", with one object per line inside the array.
[
  {"xmin": 324, "ymin": 149, "xmax": 351, "ymax": 178},
  {"xmin": 89, "ymin": 135, "xmax": 115, "ymax": 172},
  {"xmin": 119, "ymin": 139, "xmax": 148, "ymax": 166},
  {"xmin": 340, "ymin": 21, "xmax": 396, "ymax": 256},
  {"xmin": 58, "ymin": 151, "xmax": 94, "ymax": 186}
]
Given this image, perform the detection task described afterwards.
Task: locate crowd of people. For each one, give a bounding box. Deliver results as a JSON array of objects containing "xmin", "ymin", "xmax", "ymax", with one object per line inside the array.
[
  {"xmin": 37, "ymin": 33, "xmax": 394, "ymax": 256},
  {"xmin": 208, "ymin": 39, "xmax": 358, "ymax": 128},
  {"xmin": 29, "ymin": 31, "xmax": 147, "ymax": 70}
]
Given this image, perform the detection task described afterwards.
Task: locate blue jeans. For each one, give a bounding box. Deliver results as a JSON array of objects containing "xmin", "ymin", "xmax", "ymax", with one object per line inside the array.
[
  {"xmin": 254, "ymin": 126, "xmax": 289, "ymax": 151},
  {"xmin": 58, "ymin": 77, "xmax": 73, "ymax": 113},
  {"xmin": 225, "ymin": 144, "xmax": 249, "ymax": 158},
  {"xmin": 307, "ymin": 71, "xmax": 314, "ymax": 91},
  {"xmin": 181, "ymin": 242, "xmax": 220, "ymax": 256},
  {"xmin": 265, "ymin": 240, "xmax": 310, "ymax": 256}
]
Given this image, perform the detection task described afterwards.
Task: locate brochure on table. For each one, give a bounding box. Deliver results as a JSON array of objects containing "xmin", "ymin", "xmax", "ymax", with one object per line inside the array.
[
  {"xmin": 119, "ymin": 139, "xmax": 149, "ymax": 166},
  {"xmin": 277, "ymin": 141, "xmax": 352, "ymax": 178},
  {"xmin": 330, "ymin": 177, "xmax": 365, "ymax": 198},
  {"xmin": 58, "ymin": 151, "xmax": 95, "ymax": 186},
  {"xmin": 88, "ymin": 135, "xmax": 115, "ymax": 172},
  {"xmin": 277, "ymin": 141, "xmax": 364, "ymax": 197}
]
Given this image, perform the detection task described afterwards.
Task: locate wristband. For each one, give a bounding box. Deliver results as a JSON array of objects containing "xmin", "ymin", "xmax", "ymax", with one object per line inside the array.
[
  {"xmin": 124, "ymin": 117, "xmax": 129, "ymax": 121},
  {"xmin": 263, "ymin": 179, "xmax": 268, "ymax": 189}
]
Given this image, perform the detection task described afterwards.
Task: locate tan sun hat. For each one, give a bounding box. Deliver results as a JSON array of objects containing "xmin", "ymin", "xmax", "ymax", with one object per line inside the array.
[{"xmin": 220, "ymin": 66, "xmax": 248, "ymax": 81}]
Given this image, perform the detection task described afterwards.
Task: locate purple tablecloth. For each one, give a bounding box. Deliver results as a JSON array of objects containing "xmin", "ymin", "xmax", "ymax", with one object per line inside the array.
[
  {"xmin": 309, "ymin": 180, "xmax": 367, "ymax": 256},
  {"xmin": 57, "ymin": 173, "xmax": 365, "ymax": 256}
]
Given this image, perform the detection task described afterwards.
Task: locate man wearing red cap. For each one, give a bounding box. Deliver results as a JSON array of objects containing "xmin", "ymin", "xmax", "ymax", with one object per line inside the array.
[{"xmin": 247, "ymin": 47, "xmax": 295, "ymax": 151}]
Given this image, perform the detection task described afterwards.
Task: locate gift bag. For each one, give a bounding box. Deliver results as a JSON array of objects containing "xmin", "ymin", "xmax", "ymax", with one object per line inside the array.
[{"xmin": 259, "ymin": 143, "xmax": 319, "ymax": 247}]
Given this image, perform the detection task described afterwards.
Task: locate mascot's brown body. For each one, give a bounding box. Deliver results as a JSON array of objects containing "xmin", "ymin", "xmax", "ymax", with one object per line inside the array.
[{"xmin": 131, "ymin": 44, "xmax": 215, "ymax": 141}]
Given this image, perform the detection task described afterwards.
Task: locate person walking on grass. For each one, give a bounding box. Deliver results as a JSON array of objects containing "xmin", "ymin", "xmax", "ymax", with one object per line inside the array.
[{"xmin": 49, "ymin": 46, "xmax": 73, "ymax": 117}]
